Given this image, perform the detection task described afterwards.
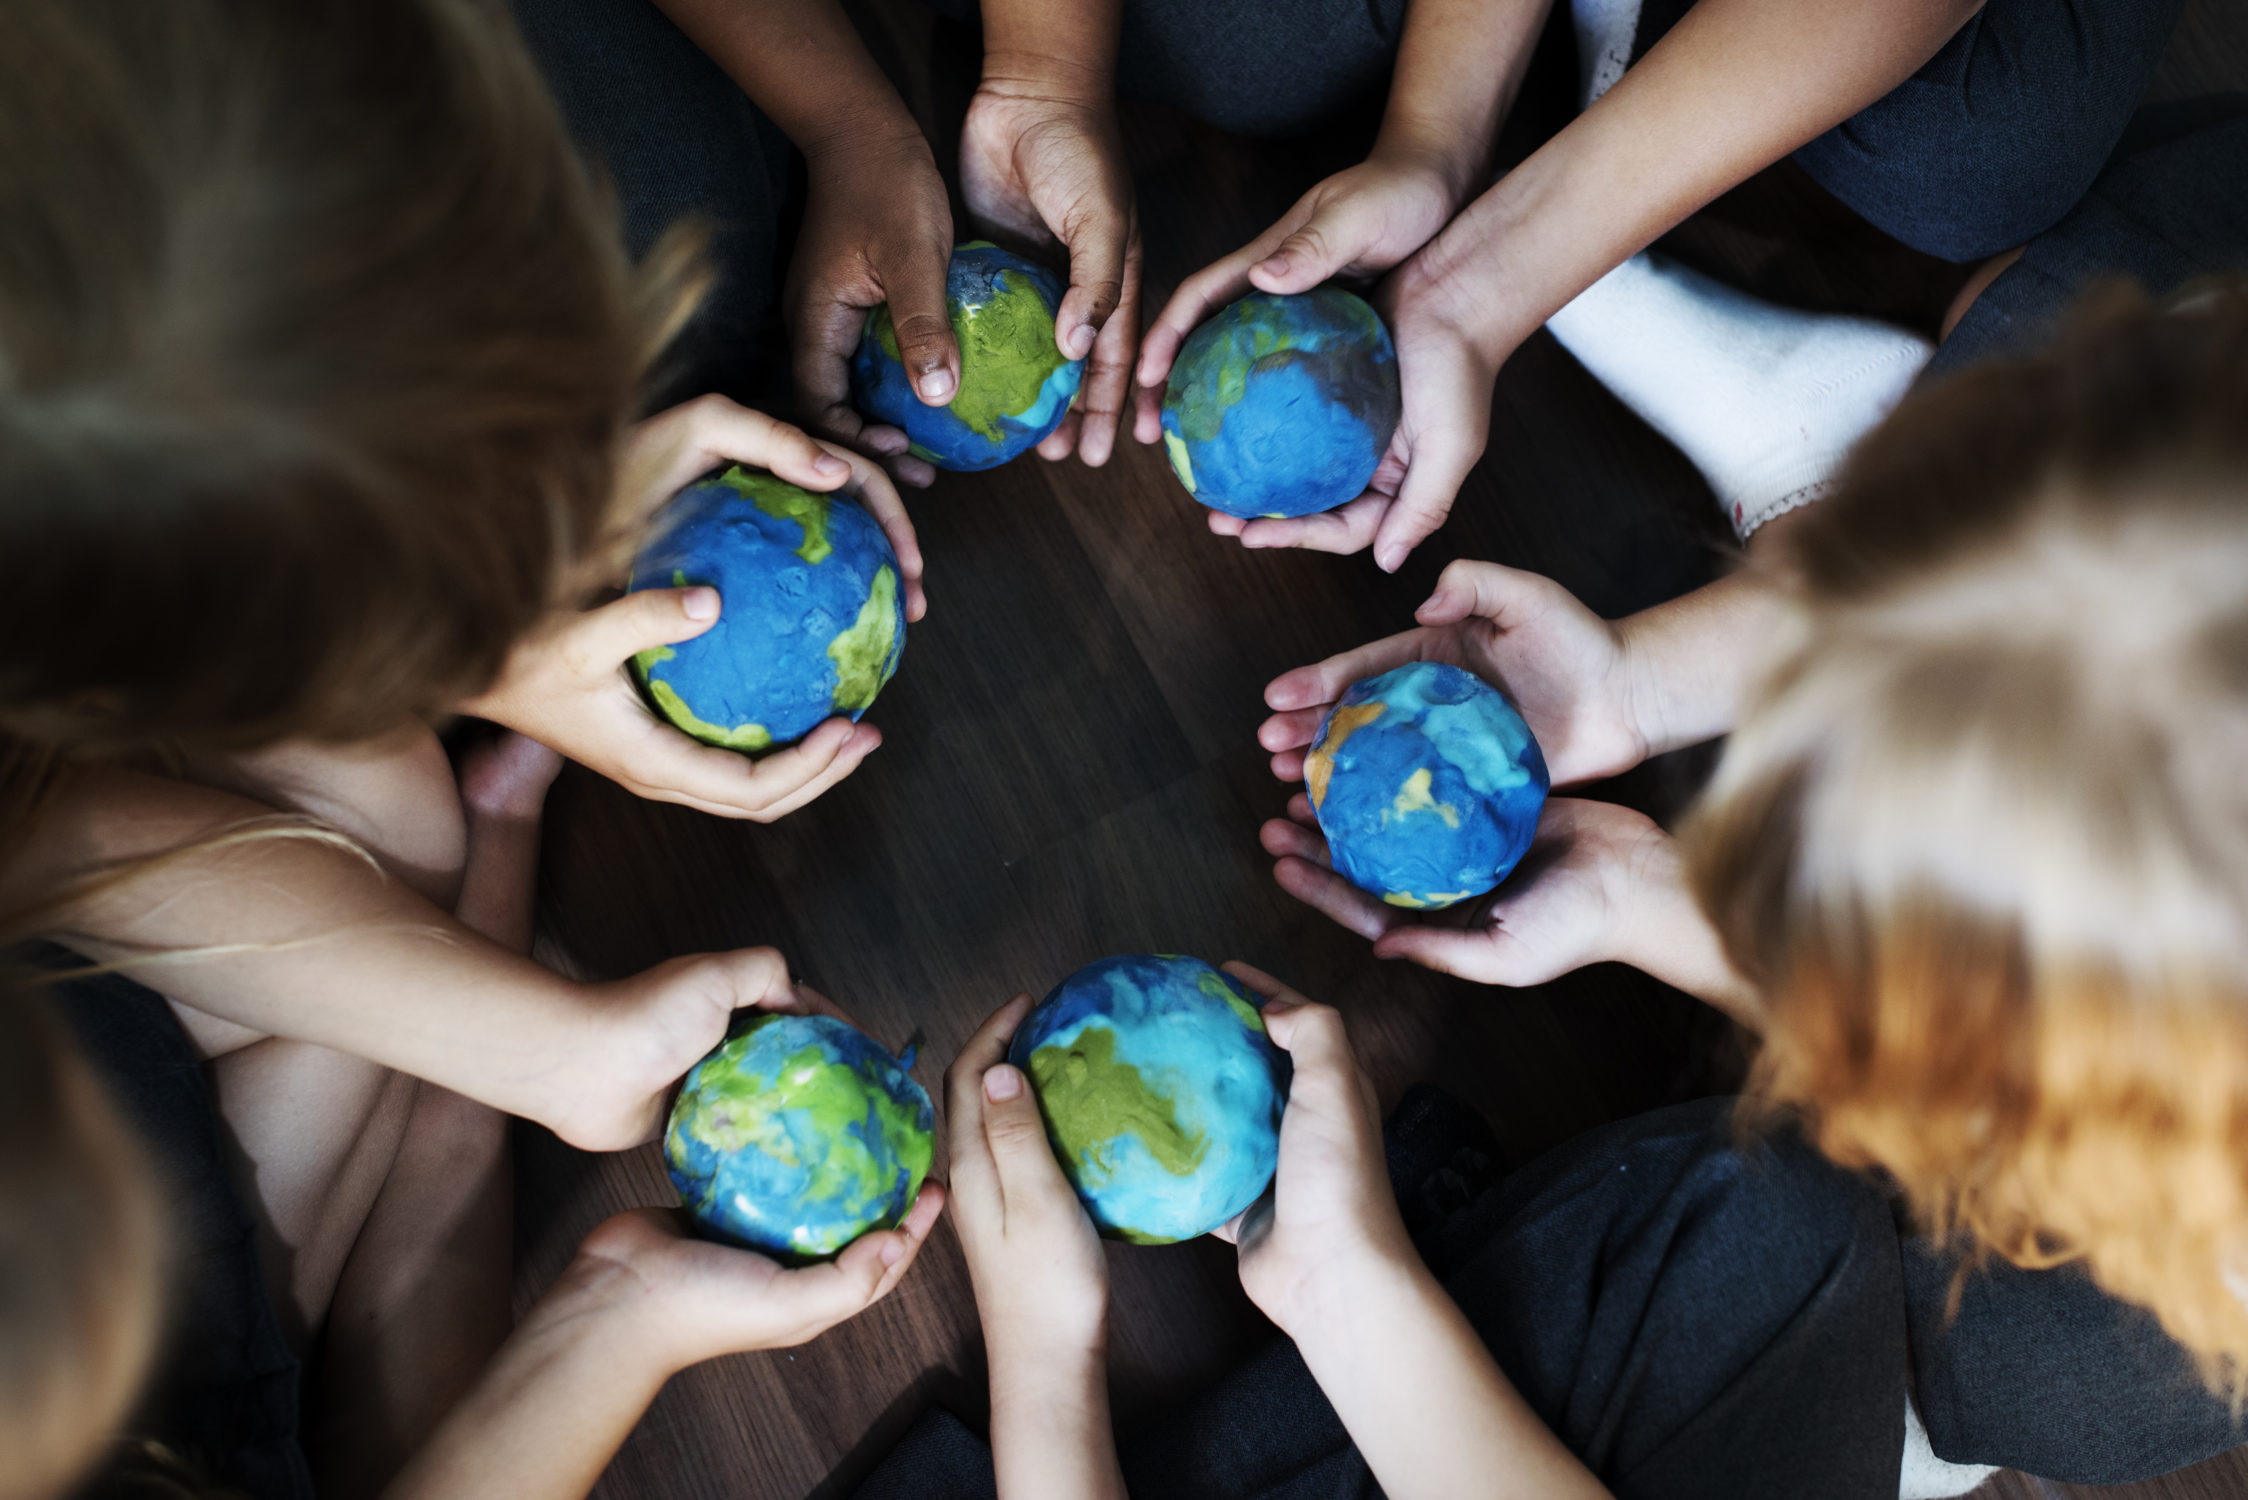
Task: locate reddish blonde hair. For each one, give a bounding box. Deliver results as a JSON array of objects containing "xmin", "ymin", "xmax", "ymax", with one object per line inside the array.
[{"xmin": 1687, "ymin": 282, "xmax": 2248, "ymax": 1376}]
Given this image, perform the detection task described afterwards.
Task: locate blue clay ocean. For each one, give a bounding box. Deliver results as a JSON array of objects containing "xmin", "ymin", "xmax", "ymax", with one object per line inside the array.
[
  {"xmin": 665, "ymin": 1013, "xmax": 935, "ymax": 1262},
  {"xmin": 851, "ymin": 241, "xmax": 1084, "ymax": 470},
  {"xmin": 1010, "ymin": 954, "xmax": 1288, "ymax": 1244},
  {"xmin": 1304, "ymin": 661, "xmax": 1550, "ymax": 910},
  {"xmin": 629, "ymin": 465, "xmax": 905, "ymax": 753},
  {"xmin": 1160, "ymin": 286, "xmax": 1402, "ymax": 519}
]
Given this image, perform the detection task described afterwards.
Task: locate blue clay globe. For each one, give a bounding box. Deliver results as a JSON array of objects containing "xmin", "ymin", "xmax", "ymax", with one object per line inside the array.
[
  {"xmin": 665, "ymin": 1012, "xmax": 935, "ymax": 1262},
  {"xmin": 850, "ymin": 241, "xmax": 1085, "ymax": 471},
  {"xmin": 628, "ymin": 465, "xmax": 905, "ymax": 753},
  {"xmin": 1009, "ymin": 954, "xmax": 1289, "ymax": 1244},
  {"xmin": 1160, "ymin": 287, "xmax": 1402, "ymax": 519},
  {"xmin": 1304, "ymin": 661, "xmax": 1550, "ymax": 910}
]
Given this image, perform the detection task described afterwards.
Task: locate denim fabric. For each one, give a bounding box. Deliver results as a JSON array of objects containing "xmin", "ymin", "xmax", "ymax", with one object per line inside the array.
[
  {"xmin": 1932, "ymin": 96, "xmax": 2248, "ymax": 375},
  {"xmin": 1636, "ymin": 0, "xmax": 2185, "ymax": 262},
  {"xmin": 31, "ymin": 947, "xmax": 316, "ymax": 1500},
  {"xmin": 511, "ymin": 0, "xmax": 798, "ymax": 410}
]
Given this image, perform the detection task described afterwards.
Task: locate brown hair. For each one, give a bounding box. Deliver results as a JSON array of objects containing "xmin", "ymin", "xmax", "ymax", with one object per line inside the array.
[
  {"xmin": 0, "ymin": 0, "xmax": 698, "ymax": 763},
  {"xmin": 0, "ymin": 979, "xmax": 165, "ymax": 1500},
  {"xmin": 1687, "ymin": 281, "xmax": 2248, "ymax": 1376}
]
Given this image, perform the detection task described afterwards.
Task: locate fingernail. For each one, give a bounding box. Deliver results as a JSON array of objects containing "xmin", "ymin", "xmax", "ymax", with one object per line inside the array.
[
  {"xmin": 1064, "ymin": 323, "xmax": 1094, "ymax": 360},
  {"xmin": 880, "ymin": 1238, "xmax": 905, "ymax": 1267},
  {"xmin": 984, "ymin": 1064, "xmax": 1023, "ymax": 1102},
  {"xmin": 682, "ymin": 587, "xmax": 720, "ymax": 620},
  {"xmin": 918, "ymin": 369, "xmax": 954, "ymax": 402},
  {"xmin": 1419, "ymin": 585, "xmax": 1453, "ymax": 615},
  {"xmin": 1376, "ymin": 545, "xmax": 1405, "ymax": 573},
  {"xmin": 1261, "ymin": 998, "xmax": 1298, "ymax": 1016},
  {"xmin": 813, "ymin": 452, "xmax": 849, "ymax": 478}
]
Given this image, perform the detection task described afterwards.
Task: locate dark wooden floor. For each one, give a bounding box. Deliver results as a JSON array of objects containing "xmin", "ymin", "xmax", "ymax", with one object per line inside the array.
[{"xmin": 514, "ymin": 5, "xmax": 2248, "ymax": 1497}]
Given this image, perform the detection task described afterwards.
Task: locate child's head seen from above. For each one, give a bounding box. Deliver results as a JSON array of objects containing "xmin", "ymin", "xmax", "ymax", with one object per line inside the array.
[
  {"xmin": 0, "ymin": 0, "xmax": 696, "ymax": 760},
  {"xmin": 1687, "ymin": 281, "xmax": 2248, "ymax": 1375}
]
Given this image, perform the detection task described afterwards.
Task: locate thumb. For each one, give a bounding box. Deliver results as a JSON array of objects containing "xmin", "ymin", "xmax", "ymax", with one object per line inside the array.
[
  {"xmin": 1418, "ymin": 558, "xmax": 1546, "ymax": 627},
  {"xmin": 1249, "ymin": 213, "xmax": 1355, "ymax": 295},
  {"xmin": 1372, "ymin": 422, "xmax": 1483, "ymax": 574},
  {"xmin": 878, "ymin": 241, "xmax": 961, "ymax": 408},
  {"xmin": 979, "ymin": 1063, "xmax": 1061, "ymax": 1189},
  {"xmin": 1056, "ymin": 210, "xmax": 1129, "ymax": 363},
  {"xmin": 592, "ymin": 585, "xmax": 721, "ymax": 664}
]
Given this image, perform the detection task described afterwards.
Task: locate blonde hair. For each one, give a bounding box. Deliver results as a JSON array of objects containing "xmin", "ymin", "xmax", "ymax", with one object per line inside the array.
[
  {"xmin": 1688, "ymin": 282, "xmax": 2248, "ymax": 1377},
  {"xmin": 0, "ymin": 981, "xmax": 166, "ymax": 1500}
]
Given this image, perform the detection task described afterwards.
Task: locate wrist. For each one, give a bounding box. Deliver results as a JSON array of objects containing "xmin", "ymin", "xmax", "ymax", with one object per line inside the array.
[
  {"xmin": 1367, "ymin": 126, "xmax": 1481, "ymax": 213},
  {"xmin": 515, "ymin": 1252, "xmax": 680, "ymax": 1392},
  {"xmin": 796, "ymin": 97, "xmax": 932, "ymax": 173},
  {"xmin": 1278, "ymin": 1239, "xmax": 1441, "ymax": 1360},
  {"xmin": 977, "ymin": 48, "xmax": 1114, "ymax": 110}
]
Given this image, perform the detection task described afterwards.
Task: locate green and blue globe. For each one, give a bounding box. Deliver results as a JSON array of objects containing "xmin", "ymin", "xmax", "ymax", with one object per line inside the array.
[
  {"xmin": 851, "ymin": 241, "xmax": 1084, "ymax": 471},
  {"xmin": 628, "ymin": 466, "xmax": 904, "ymax": 754},
  {"xmin": 1161, "ymin": 287, "xmax": 1402, "ymax": 519},
  {"xmin": 1010, "ymin": 954, "xmax": 1288, "ymax": 1244},
  {"xmin": 665, "ymin": 1013, "xmax": 935, "ymax": 1262},
  {"xmin": 1305, "ymin": 661, "xmax": 1550, "ymax": 911}
]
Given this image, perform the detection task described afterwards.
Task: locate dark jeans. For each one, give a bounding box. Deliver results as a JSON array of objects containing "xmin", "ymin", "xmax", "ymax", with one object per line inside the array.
[{"xmin": 854, "ymin": 1095, "xmax": 2245, "ymax": 1500}]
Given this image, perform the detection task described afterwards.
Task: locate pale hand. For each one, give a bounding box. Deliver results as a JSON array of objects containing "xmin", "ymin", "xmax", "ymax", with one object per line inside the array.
[{"xmin": 463, "ymin": 398, "xmax": 925, "ymax": 822}]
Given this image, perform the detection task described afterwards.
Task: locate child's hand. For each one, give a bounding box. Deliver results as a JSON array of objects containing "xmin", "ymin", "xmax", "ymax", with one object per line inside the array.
[
  {"xmin": 1134, "ymin": 155, "xmax": 1459, "ymax": 439},
  {"xmin": 785, "ymin": 130, "xmax": 958, "ymax": 490},
  {"xmin": 1261, "ymin": 796, "xmax": 1668, "ymax": 987},
  {"xmin": 462, "ymin": 399, "xmax": 922, "ymax": 822},
  {"xmin": 1211, "ymin": 966, "xmax": 1416, "ymax": 1336},
  {"xmin": 960, "ymin": 72, "xmax": 1141, "ymax": 469},
  {"xmin": 556, "ymin": 1195, "xmax": 946, "ymax": 1375},
  {"xmin": 1260, "ymin": 560, "xmax": 1648, "ymax": 790},
  {"xmin": 944, "ymin": 994, "xmax": 1110, "ymax": 1367}
]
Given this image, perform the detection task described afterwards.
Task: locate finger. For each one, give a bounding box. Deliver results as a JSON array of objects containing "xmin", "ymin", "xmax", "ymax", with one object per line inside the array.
[
  {"xmin": 1371, "ymin": 427, "xmax": 1482, "ymax": 575},
  {"xmin": 1036, "ymin": 408, "xmax": 1082, "ymax": 462},
  {"xmin": 1205, "ymin": 510, "xmax": 1246, "ymax": 537},
  {"xmin": 1235, "ymin": 491, "xmax": 1386, "ymax": 556},
  {"xmin": 1073, "ymin": 235, "xmax": 1143, "ymax": 468},
  {"xmin": 793, "ymin": 293, "xmax": 883, "ymax": 452},
  {"xmin": 1216, "ymin": 960, "xmax": 1309, "ymax": 1010},
  {"xmin": 1273, "ymin": 855, "xmax": 1402, "ymax": 943},
  {"xmin": 1371, "ymin": 925, "xmax": 1513, "ymax": 984},
  {"xmin": 1131, "ymin": 378, "xmax": 1165, "ymax": 446},
  {"xmin": 1259, "ymin": 818, "xmax": 1332, "ymax": 870},
  {"xmin": 1263, "ymin": 626, "xmax": 1431, "ymax": 711},
  {"xmin": 1416, "ymin": 558, "xmax": 1553, "ymax": 627},
  {"xmin": 1213, "ymin": 1187, "xmax": 1274, "ymax": 1249},
  {"xmin": 876, "ymin": 241, "xmax": 961, "ymax": 409},
  {"xmin": 589, "ymin": 586, "xmax": 722, "ymax": 666},
  {"xmin": 733, "ymin": 723, "xmax": 882, "ymax": 823},
  {"xmin": 944, "ymin": 994, "xmax": 1034, "ymax": 1124},
  {"xmin": 1054, "ymin": 209, "xmax": 1130, "ymax": 365},
  {"xmin": 823, "ymin": 445, "xmax": 926, "ymax": 621},
  {"xmin": 1135, "ymin": 203, "xmax": 1311, "ymax": 391},
  {"xmin": 783, "ymin": 981, "xmax": 862, "ymax": 1028},
  {"xmin": 979, "ymin": 1061, "xmax": 1069, "ymax": 1211},
  {"xmin": 1246, "ymin": 203, "xmax": 1368, "ymax": 295},
  {"xmin": 621, "ymin": 715, "xmax": 867, "ymax": 821},
  {"xmin": 1269, "ymin": 748, "xmax": 1307, "ymax": 782},
  {"xmin": 1251, "ymin": 996, "xmax": 1356, "ymax": 1082},
  {"xmin": 1287, "ymin": 792, "xmax": 1319, "ymax": 826},
  {"xmin": 1257, "ymin": 706, "xmax": 1330, "ymax": 753},
  {"xmin": 776, "ymin": 1181, "xmax": 946, "ymax": 1338},
  {"xmin": 688, "ymin": 402, "xmax": 854, "ymax": 492},
  {"xmin": 704, "ymin": 945, "xmax": 797, "ymax": 1015}
]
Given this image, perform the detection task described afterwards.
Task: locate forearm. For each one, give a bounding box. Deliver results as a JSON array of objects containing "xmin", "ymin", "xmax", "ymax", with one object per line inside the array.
[
  {"xmin": 979, "ymin": 0, "xmax": 1121, "ymax": 102},
  {"xmin": 383, "ymin": 1277, "xmax": 667, "ymax": 1500},
  {"xmin": 1616, "ymin": 567, "xmax": 1794, "ymax": 756},
  {"xmin": 1376, "ymin": 0, "xmax": 1553, "ymax": 202},
  {"xmin": 1609, "ymin": 820, "xmax": 1763, "ymax": 1029},
  {"xmin": 10, "ymin": 766, "xmax": 599, "ymax": 1124},
  {"xmin": 651, "ymin": 0, "xmax": 922, "ymax": 161},
  {"xmin": 986, "ymin": 1341, "xmax": 1126, "ymax": 1500},
  {"xmin": 1290, "ymin": 1254, "xmax": 1609, "ymax": 1500},
  {"xmin": 1411, "ymin": 0, "xmax": 1982, "ymax": 348}
]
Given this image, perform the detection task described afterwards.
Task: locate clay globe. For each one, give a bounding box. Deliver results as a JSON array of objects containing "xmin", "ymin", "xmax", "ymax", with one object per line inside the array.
[
  {"xmin": 665, "ymin": 1012, "xmax": 934, "ymax": 1262},
  {"xmin": 1009, "ymin": 954, "xmax": 1288, "ymax": 1244},
  {"xmin": 1304, "ymin": 660, "xmax": 1550, "ymax": 910},
  {"xmin": 850, "ymin": 241, "xmax": 1084, "ymax": 471},
  {"xmin": 1160, "ymin": 286, "xmax": 1402, "ymax": 519},
  {"xmin": 628, "ymin": 465, "xmax": 905, "ymax": 753}
]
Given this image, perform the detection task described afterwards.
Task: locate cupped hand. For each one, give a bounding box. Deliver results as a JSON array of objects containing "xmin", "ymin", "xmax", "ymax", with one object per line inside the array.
[
  {"xmin": 785, "ymin": 129, "xmax": 958, "ymax": 489},
  {"xmin": 1260, "ymin": 559, "xmax": 1647, "ymax": 789},
  {"xmin": 563, "ymin": 1192, "xmax": 945, "ymax": 1373},
  {"xmin": 959, "ymin": 70, "xmax": 1141, "ymax": 468},
  {"xmin": 944, "ymin": 994, "xmax": 1109, "ymax": 1363},
  {"xmin": 464, "ymin": 398, "xmax": 921, "ymax": 822},
  {"xmin": 1260, "ymin": 796, "xmax": 1673, "ymax": 988},
  {"xmin": 1211, "ymin": 965, "xmax": 1416, "ymax": 1336},
  {"xmin": 1133, "ymin": 154, "xmax": 1459, "ymax": 439}
]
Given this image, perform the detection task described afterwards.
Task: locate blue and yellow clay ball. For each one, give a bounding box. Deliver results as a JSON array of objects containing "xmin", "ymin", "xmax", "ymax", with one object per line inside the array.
[
  {"xmin": 1160, "ymin": 287, "xmax": 1402, "ymax": 519},
  {"xmin": 665, "ymin": 1013, "xmax": 934, "ymax": 1263},
  {"xmin": 1010, "ymin": 954, "xmax": 1289, "ymax": 1244},
  {"xmin": 850, "ymin": 241, "xmax": 1085, "ymax": 471},
  {"xmin": 628, "ymin": 465, "xmax": 905, "ymax": 754},
  {"xmin": 1304, "ymin": 661, "xmax": 1550, "ymax": 910}
]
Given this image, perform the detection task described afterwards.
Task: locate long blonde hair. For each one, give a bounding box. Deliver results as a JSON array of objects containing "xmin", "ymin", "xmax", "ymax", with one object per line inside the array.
[{"xmin": 1688, "ymin": 282, "xmax": 2248, "ymax": 1377}]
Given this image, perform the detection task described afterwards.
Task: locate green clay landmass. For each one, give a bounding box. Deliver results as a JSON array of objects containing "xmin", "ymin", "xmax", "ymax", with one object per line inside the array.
[
  {"xmin": 1163, "ymin": 430, "xmax": 1198, "ymax": 493},
  {"xmin": 1195, "ymin": 970, "xmax": 1268, "ymax": 1036},
  {"xmin": 1170, "ymin": 297, "xmax": 1292, "ymax": 445},
  {"xmin": 671, "ymin": 1028, "xmax": 933, "ymax": 1213},
  {"xmin": 1029, "ymin": 1024, "xmax": 1206, "ymax": 1179},
  {"xmin": 644, "ymin": 681, "xmax": 772, "ymax": 752},
  {"xmin": 828, "ymin": 565, "xmax": 900, "ymax": 712},
  {"xmin": 715, "ymin": 466, "xmax": 832, "ymax": 565},
  {"xmin": 873, "ymin": 271, "xmax": 1069, "ymax": 443}
]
